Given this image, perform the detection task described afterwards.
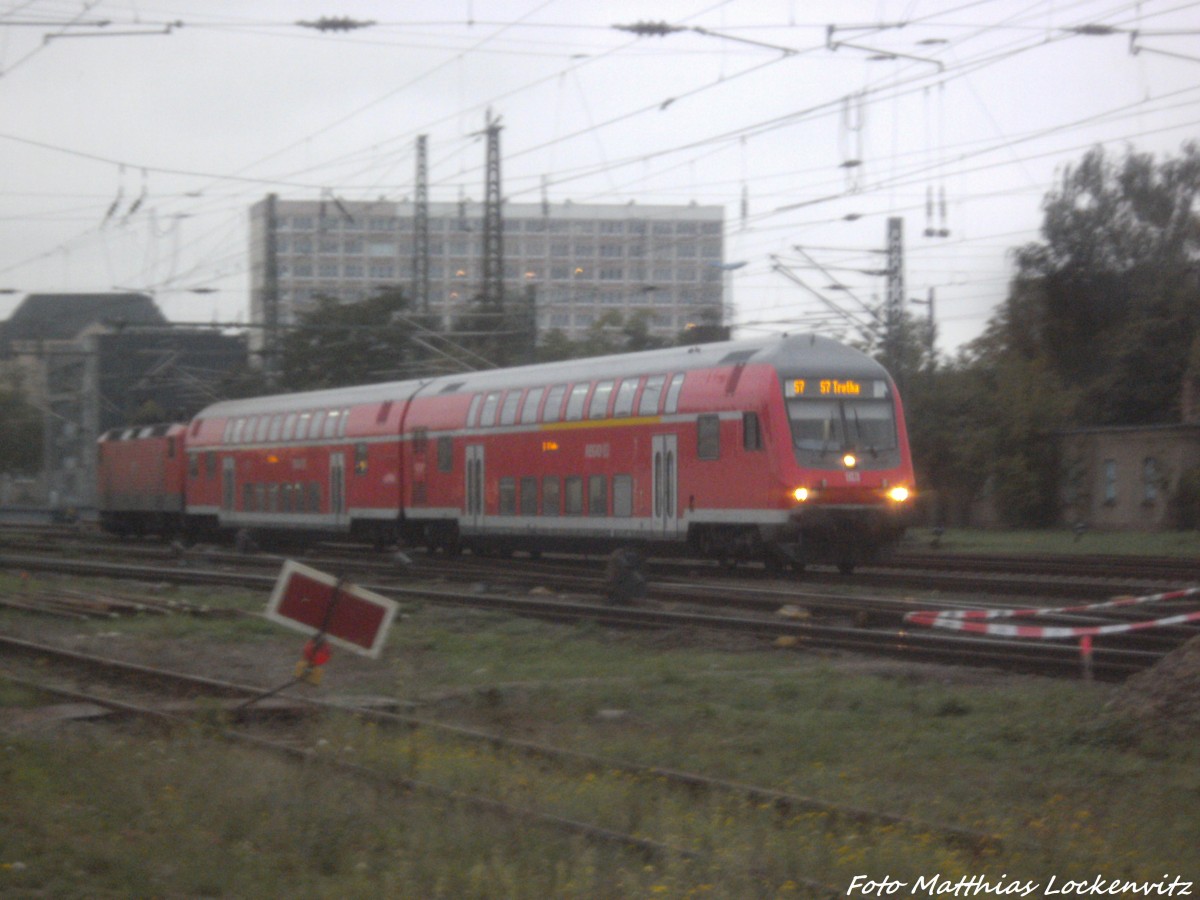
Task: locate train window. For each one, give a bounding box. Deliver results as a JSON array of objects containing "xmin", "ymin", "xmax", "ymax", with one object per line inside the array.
[
  {"xmin": 520, "ymin": 477, "xmax": 538, "ymax": 515},
  {"xmin": 376, "ymin": 400, "xmax": 393, "ymax": 424},
  {"xmin": 520, "ymin": 387, "xmax": 545, "ymax": 424},
  {"xmin": 743, "ymin": 412, "xmax": 763, "ymax": 451},
  {"xmin": 664, "ymin": 373, "xmax": 684, "ymax": 413},
  {"xmin": 564, "ymin": 476, "xmax": 584, "ymax": 515},
  {"xmin": 223, "ymin": 421, "xmax": 234, "ymax": 443},
  {"xmin": 230, "ymin": 418, "xmax": 245, "ymax": 444},
  {"xmin": 281, "ymin": 483, "xmax": 294, "ymax": 513},
  {"xmin": 267, "ymin": 484, "xmax": 279, "ymax": 513},
  {"xmin": 697, "ymin": 415, "xmax": 720, "ymax": 460},
  {"xmin": 588, "ymin": 475, "xmax": 608, "ymax": 516},
  {"xmin": 613, "ymin": 475, "xmax": 633, "ymax": 517},
  {"xmin": 480, "ymin": 392, "xmax": 501, "ymax": 427},
  {"xmin": 243, "ymin": 483, "xmax": 255, "ymax": 512},
  {"xmin": 296, "ymin": 412, "xmax": 312, "ymax": 440},
  {"xmin": 542, "ymin": 476, "xmax": 560, "ymax": 516},
  {"xmin": 255, "ymin": 484, "xmax": 266, "ymax": 511},
  {"xmin": 638, "ymin": 375, "xmax": 666, "ymax": 415},
  {"xmin": 499, "ymin": 391, "xmax": 521, "ymax": 426},
  {"xmin": 588, "ymin": 381, "xmax": 615, "ymax": 419},
  {"xmin": 311, "ymin": 410, "xmax": 327, "ymax": 439},
  {"xmin": 355, "ymin": 443, "xmax": 368, "ymax": 475},
  {"xmin": 323, "ymin": 410, "xmax": 340, "ymax": 439},
  {"xmin": 205, "ymin": 452, "xmax": 217, "ymax": 478},
  {"xmin": 338, "ymin": 407, "xmax": 351, "ymax": 438},
  {"xmin": 437, "ymin": 437, "xmax": 453, "ymax": 472},
  {"xmin": 191, "ymin": 419, "xmax": 203, "ymax": 438},
  {"xmin": 499, "ymin": 478, "xmax": 516, "ymax": 515},
  {"xmin": 542, "ymin": 385, "xmax": 567, "ymax": 423},
  {"xmin": 613, "ymin": 379, "xmax": 638, "ymax": 418},
  {"xmin": 188, "ymin": 453, "xmax": 199, "ymax": 478},
  {"xmin": 283, "ymin": 413, "xmax": 298, "ymax": 441},
  {"xmin": 467, "ymin": 394, "xmax": 483, "ymax": 427},
  {"xmin": 412, "ymin": 428, "xmax": 429, "ymax": 454},
  {"xmin": 565, "ymin": 383, "xmax": 590, "ymax": 421},
  {"xmin": 306, "ymin": 482, "xmax": 321, "ymax": 511},
  {"xmin": 267, "ymin": 415, "xmax": 283, "ymax": 442},
  {"xmin": 256, "ymin": 417, "xmax": 272, "ymax": 442},
  {"xmin": 167, "ymin": 437, "xmax": 176, "ymax": 458}
]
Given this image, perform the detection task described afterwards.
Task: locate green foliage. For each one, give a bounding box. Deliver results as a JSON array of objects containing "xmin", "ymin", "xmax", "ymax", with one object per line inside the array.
[
  {"xmin": 1006, "ymin": 141, "xmax": 1200, "ymax": 424},
  {"xmin": 906, "ymin": 141, "xmax": 1199, "ymax": 526},
  {"xmin": 279, "ymin": 287, "xmax": 439, "ymax": 389},
  {"xmin": 0, "ymin": 378, "xmax": 42, "ymax": 474}
]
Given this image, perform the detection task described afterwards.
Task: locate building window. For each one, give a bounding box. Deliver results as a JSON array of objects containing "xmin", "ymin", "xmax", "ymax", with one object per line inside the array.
[
  {"xmin": 1143, "ymin": 457, "xmax": 1160, "ymax": 503},
  {"xmin": 1103, "ymin": 459, "xmax": 1117, "ymax": 505}
]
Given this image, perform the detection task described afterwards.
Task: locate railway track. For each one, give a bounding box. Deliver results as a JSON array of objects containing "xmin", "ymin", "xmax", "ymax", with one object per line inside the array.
[{"xmin": 0, "ymin": 550, "xmax": 1182, "ymax": 680}]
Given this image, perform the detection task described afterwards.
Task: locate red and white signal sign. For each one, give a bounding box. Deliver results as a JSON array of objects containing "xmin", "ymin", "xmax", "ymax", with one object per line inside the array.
[{"xmin": 265, "ymin": 560, "xmax": 399, "ymax": 658}]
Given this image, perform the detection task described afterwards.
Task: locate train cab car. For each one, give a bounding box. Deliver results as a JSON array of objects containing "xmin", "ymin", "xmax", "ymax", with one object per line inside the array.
[
  {"xmin": 401, "ymin": 333, "xmax": 914, "ymax": 570},
  {"xmin": 96, "ymin": 423, "xmax": 188, "ymax": 538}
]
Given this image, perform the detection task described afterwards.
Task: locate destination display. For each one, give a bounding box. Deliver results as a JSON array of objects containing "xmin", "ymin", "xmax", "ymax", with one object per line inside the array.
[{"xmin": 786, "ymin": 378, "xmax": 888, "ymax": 398}]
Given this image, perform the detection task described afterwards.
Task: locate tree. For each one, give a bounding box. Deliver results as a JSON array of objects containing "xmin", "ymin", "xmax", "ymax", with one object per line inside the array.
[
  {"xmin": 278, "ymin": 287, "xmax": 432, "ymax": 390},
  {"xmin": 1004, "ymin": 142, "xmax": 1200, "ymax": 424}
]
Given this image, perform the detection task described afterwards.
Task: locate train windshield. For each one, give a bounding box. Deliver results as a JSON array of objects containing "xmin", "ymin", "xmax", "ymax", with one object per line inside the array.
[{"xmin": 787, "ymin": 397, "xmax": 897, "ymax": 457}]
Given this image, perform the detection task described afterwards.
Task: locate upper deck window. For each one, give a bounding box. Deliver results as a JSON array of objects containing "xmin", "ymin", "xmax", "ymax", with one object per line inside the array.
[
  {"xmin": 480, "ymin": 392, "xmax": 501, "ymax": 427},
  {"xmin": 520, "ymin": 387, "xmax": 545, "ymax": 425},
  {"xmin": 543, "ymin": 384, "xmax": 567, "ymax": 423},
  {"xmin": 588, "ymin": 381, "xmax": 615, "ymax": 419},
  {"xmin": 613, "ymin": 379, "xmax": 638, "ymax": 418},
  {"xmin": 565, "ymin": 383, "xmax": 590, "ymax": 421},
  {"xmin": 638, "ymin": 375, "xmax": 666, "ymax": 416},
  {"xmin": 664, "ymin": 373, "xmax": 684, "ymax": 413},
  {"xmin": 499, "ymin": 391, "xmax": 521, "ymax": 426}
]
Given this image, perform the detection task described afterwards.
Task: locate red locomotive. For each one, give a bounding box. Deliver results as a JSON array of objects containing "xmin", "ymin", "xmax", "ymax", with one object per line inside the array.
[{"xmin": 96, "ymin": 334, "xmax": 915, "ymax": 571}]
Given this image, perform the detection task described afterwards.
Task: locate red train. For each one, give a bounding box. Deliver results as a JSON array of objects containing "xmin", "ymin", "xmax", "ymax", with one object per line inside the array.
[{"xmin": 96, "ymin": 334, "xmax": 915, "ymax": 572}]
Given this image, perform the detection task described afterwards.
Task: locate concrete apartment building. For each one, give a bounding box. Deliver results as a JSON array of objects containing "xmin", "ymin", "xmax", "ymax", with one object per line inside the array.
[{"xmin": 249, "ymin": 197, "xmax": 726, "ymax": 342}]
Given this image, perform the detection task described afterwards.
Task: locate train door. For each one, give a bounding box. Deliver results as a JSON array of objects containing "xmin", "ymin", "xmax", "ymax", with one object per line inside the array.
[
  {"xmin": 465, "ymin": 444, "xmax": 485, "ymax": 530},
  {"xmin": 221, "ymin": 457, "xmax": 235, "ymax": 514},
  {"xmin": 651, "ymin": 434, "xmax": 679, "ymax": 537},
  {"xmin": 330, "ymin": 452, "xmax": 346, "ymax": 528}
]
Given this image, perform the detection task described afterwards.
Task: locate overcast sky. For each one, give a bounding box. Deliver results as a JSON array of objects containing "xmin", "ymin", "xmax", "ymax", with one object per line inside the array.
[{"xmin": 1, "ymin": 0, "xmax": 1197, "ymax": 355}]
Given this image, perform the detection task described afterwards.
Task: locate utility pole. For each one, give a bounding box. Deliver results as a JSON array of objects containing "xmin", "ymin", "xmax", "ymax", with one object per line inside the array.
[
  {"xmin": 884, "ymin": 216, "xmax": 905, "ymax": 380},
  {"xmin": 481, "ymin": 110, "xmax": 504, "ymax": 312},
  {"xmin": 412, "ymin": 135, "xmax": 430, "ymax": 316},
  {"xmin": 262, "ymin": 193, "xmax": 281, "ymax": 386}
]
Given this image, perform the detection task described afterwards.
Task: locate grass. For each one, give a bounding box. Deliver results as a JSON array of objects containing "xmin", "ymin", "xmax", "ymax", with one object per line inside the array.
[{"xmin": 1, "ymin": 569, "xmax": 1198, "ymax": 896}]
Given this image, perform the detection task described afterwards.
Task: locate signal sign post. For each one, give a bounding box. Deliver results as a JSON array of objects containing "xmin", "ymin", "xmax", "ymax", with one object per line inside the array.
[
  {"xmin": 241, "ymin": 561, "xmax": 400, "ymax": 708},
  {"xmin": 265, "ymin": 559, "xmax": 400, "ymax": 659}
]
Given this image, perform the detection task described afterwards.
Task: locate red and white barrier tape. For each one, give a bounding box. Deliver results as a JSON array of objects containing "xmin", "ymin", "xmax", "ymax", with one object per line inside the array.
[{"xmin": 904, "ymin": 587, "xmax": 1200, "ymax": 640}]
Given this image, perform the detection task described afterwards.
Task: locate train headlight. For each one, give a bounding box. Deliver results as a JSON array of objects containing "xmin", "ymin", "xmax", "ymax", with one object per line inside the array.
[
  {"xmin": 793, "ymin": 487, "xmax": 810, "ymax": 502},
  {"xmin": 887, "ymin": 486, "xmax": 911, "ymax": 503},
  {"xmin": 842, "ymin": 453, "xmax": 857, "ymax": 469}
]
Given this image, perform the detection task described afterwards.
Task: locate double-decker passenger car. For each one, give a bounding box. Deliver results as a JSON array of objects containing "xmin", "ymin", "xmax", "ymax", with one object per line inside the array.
[{"xmin": 97, "ymin": 334, "xmax": 915, "ymax": 571}]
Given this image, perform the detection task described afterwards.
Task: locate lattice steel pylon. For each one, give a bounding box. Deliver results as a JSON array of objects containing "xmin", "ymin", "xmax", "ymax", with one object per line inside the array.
[
  {"xmin": 412, "ymin": 135, "xmax": 430, "ymax": 314},
  {"xmin": 481, "ymin": 111, "xmax": 504, "ymax": 311}
]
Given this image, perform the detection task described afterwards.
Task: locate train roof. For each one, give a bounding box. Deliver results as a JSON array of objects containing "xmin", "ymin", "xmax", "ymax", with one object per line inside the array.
[{"xmin": 193, "ymin": 333, "xmax": 887, "ymax": 421}]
